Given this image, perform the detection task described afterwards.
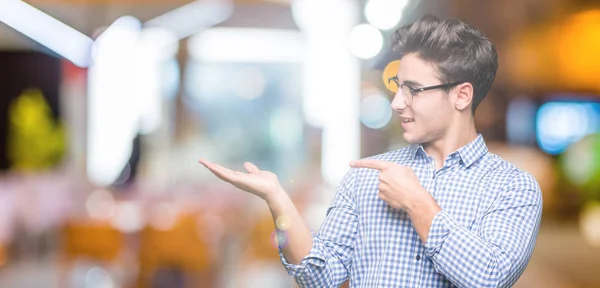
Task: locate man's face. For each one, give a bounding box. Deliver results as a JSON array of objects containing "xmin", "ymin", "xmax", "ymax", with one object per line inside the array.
[{"xmin": 390, "ymin": 53, "xmax": 456, "ymax": 145}]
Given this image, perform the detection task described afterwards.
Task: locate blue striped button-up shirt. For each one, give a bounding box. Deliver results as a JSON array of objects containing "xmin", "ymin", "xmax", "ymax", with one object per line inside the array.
[{"xmin": 280, "ymin": 134, "xmax": 543, "ymax": 287}]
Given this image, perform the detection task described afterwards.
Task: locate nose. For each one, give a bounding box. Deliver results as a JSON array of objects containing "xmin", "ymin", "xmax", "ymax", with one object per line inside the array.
[{"xmin": 390, "ymin": 89, "xmax": 408, "ymax": 112}]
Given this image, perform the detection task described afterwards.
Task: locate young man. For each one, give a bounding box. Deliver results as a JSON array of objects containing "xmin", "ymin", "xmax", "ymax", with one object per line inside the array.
[{"xmin": 199, "ymin": 14, "xmax": 542, "ymax": 287}]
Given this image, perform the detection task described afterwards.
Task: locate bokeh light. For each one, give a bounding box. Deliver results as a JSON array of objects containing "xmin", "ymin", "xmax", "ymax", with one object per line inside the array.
[
  {"xmin": 85, "ymin": 189, "xmax": 116, "ymax": 220},
  {"xmin": 148, "ymin": 202, "xmax": 179, "ymax": 231},
  {"xmin": 109, "ymin": 201, "xmax": 143, "ymax": 233},
  {"xmin": 348, "ymin": 24, "xmax": 383, "ymax": 59},
  {"xmin": 269, "ymin": 107, "xmax": 304, "ymax": 148},
  {"xmin": 231, "ymin": 67, "xmax": 267, "ymax": 100},
  {"xmin": 536, "ymin": 101, "xmax": 600, "ymax": 155},
  {"xmin": 580, "ymin": 202, "xmax": 600, "ymax": 249},
  {"xmin": 271, "ymin": 230, "xmax": 288, "ymax": 248},
  {"xmin": 561, "ymin": 133, "xmax": 600, "ymax": 199},
  {"xmin": 275, "ymin": 215, "xmax": 291, "ymax": 231},
  {"xmin": 365, "ymin": 0, "xmax": 408, "ymax": 30},
  {"xmin": 85, "ymin": 266, "xmax": 115, "ymax": 288},
  {"xmin": 360, "ymin": 94, "xmax": 392, "ymax": 129}
]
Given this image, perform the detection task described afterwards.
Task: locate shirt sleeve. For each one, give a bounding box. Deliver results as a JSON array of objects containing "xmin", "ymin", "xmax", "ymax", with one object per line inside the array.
[
  {"xmin": 424, "ymin": 170, "xmax": 543, "ymax": 288},
  {"xmin": 279, "ymin": 168, "xmax": 359, "ymax": 287}
]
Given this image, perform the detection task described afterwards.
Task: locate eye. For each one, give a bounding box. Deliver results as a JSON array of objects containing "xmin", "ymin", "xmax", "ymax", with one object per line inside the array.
[{"xmin": 409, "ymin": 87, "xmax": 422, "ymax": 96}]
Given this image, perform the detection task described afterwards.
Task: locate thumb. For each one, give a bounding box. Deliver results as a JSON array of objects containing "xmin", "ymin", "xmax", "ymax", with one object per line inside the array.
[{"xmin": 244, "ymin": 162, "xmax": 260, "ymax": 174}]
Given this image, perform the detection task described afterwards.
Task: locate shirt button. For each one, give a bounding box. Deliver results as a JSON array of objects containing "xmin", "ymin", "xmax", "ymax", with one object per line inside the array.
[{"xmin": 416, "ymin": 255, "xmax": 421, "ymax": 260}]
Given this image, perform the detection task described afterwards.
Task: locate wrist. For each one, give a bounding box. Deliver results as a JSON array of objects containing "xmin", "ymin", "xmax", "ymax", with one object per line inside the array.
[
  {"xmin": 407, "ymin": 192, "xmax": 441, "ymax": 217},
  {"xmin": 407, "ymin": 195, "xmax": 442, "ymax": 244},
  {"xmin": 264, "ymin": 186, "xmax": 287, "ymax": 206}
]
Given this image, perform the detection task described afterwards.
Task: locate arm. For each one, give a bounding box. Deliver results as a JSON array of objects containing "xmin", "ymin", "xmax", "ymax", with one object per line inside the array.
[
  {"xmin": 278, "ymin": 169, "xmax": 359, "ymax": 287},
  {"xmin": 266, "ymin": 188, "xmax": 314, "ymax": 265},
  {"xmin": 198, "ymin": 160, "xmax": 358, "ymax": 287},
  {"xmin": 420, "ymin": 171, "xmax": 543, "ymax": 288}
]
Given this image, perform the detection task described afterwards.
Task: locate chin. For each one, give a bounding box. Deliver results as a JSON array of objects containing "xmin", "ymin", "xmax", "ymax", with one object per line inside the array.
[{"xmin": 402, "ymin": 132, "xmax": 422, "ymax": 145}]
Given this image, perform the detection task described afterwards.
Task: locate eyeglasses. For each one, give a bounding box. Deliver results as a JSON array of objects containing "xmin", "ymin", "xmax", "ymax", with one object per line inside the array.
[{"xmin": 387, "ymin": 76, "xmax": 464, "ymax": 106}]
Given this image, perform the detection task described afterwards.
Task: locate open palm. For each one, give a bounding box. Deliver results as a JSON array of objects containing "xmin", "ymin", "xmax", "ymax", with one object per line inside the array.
[{"xmin": 198, "ymin": 159, "xmax": 282, "ymax": 200}]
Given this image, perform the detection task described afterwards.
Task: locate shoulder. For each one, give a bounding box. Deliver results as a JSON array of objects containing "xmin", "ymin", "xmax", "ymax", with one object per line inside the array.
[
  {"xmin": 362, "ymin": 145, "xmax": 415, "ymax": 165},
  {"xmin": 483, "ymin": 152, "xmax": 542, "ymax": 204},
  {"xmin": 339, "ymin": 146, "xmax": 414, "ymax": 187},
  {"xmin": 344, "ymin": 146, "xmax": 416, "ymax": 188}
]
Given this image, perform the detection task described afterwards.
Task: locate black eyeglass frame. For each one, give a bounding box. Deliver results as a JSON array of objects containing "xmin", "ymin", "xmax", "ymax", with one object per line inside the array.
[{"xmin": 388, "ymin": 76, "xmax": 465, "ymax": 98}]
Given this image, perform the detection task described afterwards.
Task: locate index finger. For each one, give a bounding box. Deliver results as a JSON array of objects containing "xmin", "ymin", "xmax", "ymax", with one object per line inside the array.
[{"xmin": 349, "ymin": 159, "xmax": 391, "ymax": 170}]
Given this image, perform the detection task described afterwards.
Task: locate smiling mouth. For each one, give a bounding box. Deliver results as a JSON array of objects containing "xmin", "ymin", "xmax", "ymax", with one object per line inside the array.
[{"xmin": 401, "ymin": 118, "xmax": 414, "ymax": 123}]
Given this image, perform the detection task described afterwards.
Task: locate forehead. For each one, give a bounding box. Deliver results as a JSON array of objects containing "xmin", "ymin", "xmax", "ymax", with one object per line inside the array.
[{"xmin": 397, "ymin": 53, "xmax": 440, "ymax": 84}]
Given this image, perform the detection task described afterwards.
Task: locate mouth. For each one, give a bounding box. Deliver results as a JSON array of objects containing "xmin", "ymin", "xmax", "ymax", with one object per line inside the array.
[{"xmin": 401, "ymin": 117, "xmax": 414, "ymax": 123}]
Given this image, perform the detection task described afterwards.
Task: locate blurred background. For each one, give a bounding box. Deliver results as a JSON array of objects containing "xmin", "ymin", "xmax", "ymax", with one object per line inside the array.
[{"xmin": 0, "ymin": 0, "xmax": 600, "ymax": 287}]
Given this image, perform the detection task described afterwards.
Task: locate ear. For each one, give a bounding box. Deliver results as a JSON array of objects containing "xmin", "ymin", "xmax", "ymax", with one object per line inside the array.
[{"xmin": 454, "ymin": 82, "xmax": 474, "ymax": 111}]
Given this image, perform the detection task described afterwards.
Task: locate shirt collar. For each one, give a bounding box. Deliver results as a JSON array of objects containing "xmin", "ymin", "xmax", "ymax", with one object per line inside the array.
[
  {"xmin": 455, "ymin": 134, "xmax": 488, "ymax": 167},
  {"xmin": 409, "ymin": 134, "xmax": 488, "ymax": 167},
  {"xmin": 409, "ymin": 143, "xmax": 426, "ymax": 159}
]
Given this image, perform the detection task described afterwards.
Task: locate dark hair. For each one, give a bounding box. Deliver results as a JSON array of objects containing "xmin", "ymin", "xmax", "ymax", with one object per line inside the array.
[{"xmin": 391, "ymin": 14, "xmax": 498, "ymax": 113}]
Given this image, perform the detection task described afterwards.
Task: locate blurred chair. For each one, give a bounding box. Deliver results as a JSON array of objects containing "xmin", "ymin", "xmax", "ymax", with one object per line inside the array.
[
  {"xmin": 59, "ymin": 220, "xmax": 125, "ymax": 287},
  {"xmin": 61, "ymin": 221, "xmax": 123, "ymax": 261},
  {"xmin": 136, "ymin": 212, "xmax": 214, "ymax": 288},
  {"xmin": 0, "ymin": 243, "xmax": 6, "ymax": 268},
  {"xmin": 237, "ymin": 210, "xmax": 294, "ymax": 288},
  {"xmin": 246, "ymin": 211, "xmax": 281, "ymax": 263}
]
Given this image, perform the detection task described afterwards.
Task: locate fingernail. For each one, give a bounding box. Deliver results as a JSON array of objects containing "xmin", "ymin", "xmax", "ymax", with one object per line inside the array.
[{"xmin": 349, "ymin": 161, "xmax": 355, "ymax": 167}]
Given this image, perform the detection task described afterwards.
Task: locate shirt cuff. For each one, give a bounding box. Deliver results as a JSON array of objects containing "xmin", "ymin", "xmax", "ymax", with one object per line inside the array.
[
  {"xmin": 424, "ymin": 211, "xmax": 457, "ymax": 258},
  {"xmin": 279, "ymin": 231, "xmax": 327, "ymax": 277}
]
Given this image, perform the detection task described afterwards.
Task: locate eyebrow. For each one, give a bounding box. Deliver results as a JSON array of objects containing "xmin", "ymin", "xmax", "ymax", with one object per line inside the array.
[{"xmin": 401, "ymin": 80, "xmax": 423, "ymax": 87}]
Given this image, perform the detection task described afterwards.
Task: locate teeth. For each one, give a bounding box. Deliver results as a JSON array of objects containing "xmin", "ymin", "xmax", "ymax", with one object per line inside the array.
[{"xmin": 403, "ymin": 119, "xmax": 413, "ymax": 123}]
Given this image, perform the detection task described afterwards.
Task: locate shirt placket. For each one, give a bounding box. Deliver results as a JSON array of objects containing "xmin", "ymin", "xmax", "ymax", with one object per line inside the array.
[
  {"xmin": 409, "ymin": 157, "xmax": 437, "ymax": 287},
  {"xmin": 417, "ymin": 156, "xmax": 460, "ymax": 286},
  {"xmin": 415, "ymin": 156, "xmax": 460, "ymax": 287}
]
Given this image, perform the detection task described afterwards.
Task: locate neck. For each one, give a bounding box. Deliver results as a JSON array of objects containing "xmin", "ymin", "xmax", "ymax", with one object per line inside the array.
[{"xmin": 422, "ymin": 116, "xmax": 478, "ymax": 170}]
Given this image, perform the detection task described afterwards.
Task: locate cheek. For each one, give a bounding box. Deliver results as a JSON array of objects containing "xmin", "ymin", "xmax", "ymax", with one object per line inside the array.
[
  {"xmin": 413, "ymin": 97, "xmax": 447, "ymax": 118},
  {"xmin": 435, "ymin": 95, "xmax": 455, "ymax": 113},
  {"xmin": 413, "ymin": 97, "xmax": 453, "ymax": 126}
]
